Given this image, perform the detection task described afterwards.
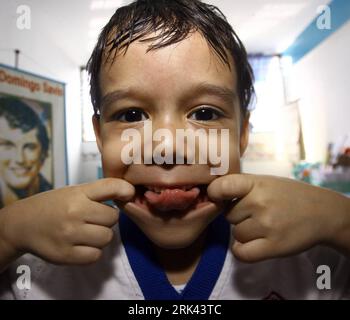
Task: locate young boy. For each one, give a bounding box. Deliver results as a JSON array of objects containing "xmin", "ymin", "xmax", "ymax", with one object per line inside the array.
[{"xmin": 0, "ymin": 0, "xmax": 350, "ymax": 300}]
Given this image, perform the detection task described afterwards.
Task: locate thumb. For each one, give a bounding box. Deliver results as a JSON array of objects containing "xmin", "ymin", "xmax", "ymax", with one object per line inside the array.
[
  {"xmin": 207, "ymin": 174, "xmax": 254, "ymax": 202},
  {"xmin": 80, "ymin": 178, "xmax": 135, "ymax": 202}
]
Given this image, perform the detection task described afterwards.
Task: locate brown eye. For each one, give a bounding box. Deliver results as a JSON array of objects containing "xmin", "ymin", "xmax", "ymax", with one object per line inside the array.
[
  {"xmin": 188, "ymin": 107, "xmax": 221, "ymax": 121},
  {"xmin": 116, "ymin": 108, "xmax": 149, "ymax": 122}
]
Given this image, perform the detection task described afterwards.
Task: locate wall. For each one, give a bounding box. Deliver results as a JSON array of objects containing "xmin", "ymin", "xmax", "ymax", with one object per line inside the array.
[
  {"xmin": 294, "ymin": 20, "xmax": 350, "ymax": 162},
  {"xmin": 0, "ymin": 5, "xmax": 82, "ymax": 186}
]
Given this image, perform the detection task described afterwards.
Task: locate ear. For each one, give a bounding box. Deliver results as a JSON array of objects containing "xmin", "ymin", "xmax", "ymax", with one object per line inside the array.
[
  {"xmin": 240, "ymin": 112, "xmax": 250, "ymax": 156},
  {"xmin": 92, "ymin": 115, "xmax": 103, "ymax": 153}
]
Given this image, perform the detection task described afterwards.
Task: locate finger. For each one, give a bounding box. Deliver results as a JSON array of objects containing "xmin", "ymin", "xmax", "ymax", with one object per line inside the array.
[
  {"xmin": 224, "ymin": 199, "xmax": 251, "ymax": 224},
  {"xmin": 73, "ymin": 224, "xmax": 114, "ymax": 248},
  {"xmin": 81, "ymin": 178, "xmax": 135, "ymax": 202},
  {"xmin": 232, "ymin": 238, "xmax": 273, "ymax": 263},
  {"xmin": 207, "ymin": 174, "xmax": 254, "ymax": 202},
  {"xmin": 68, "ymin": 246, "xmax": 103, "ymax": 265},
  {"xmin": 233, "ymin": 218, "xmax": 265, "ymax": 243},
  {"xmin": 84, "ymin": 202, "xmax": 119, "ymax": 227}
]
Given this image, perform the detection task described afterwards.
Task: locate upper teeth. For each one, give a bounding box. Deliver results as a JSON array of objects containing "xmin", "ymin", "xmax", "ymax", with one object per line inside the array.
[{"xmin": 145, "ymin": 185, "xmax": 194, "ymax": 193}]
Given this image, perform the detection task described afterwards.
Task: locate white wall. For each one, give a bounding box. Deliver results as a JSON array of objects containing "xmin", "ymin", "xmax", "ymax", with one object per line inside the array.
[
  {"xmin": 80, "ymin": 142, "xmax": 101, "ymax": 183},
  {"xmin": 294, "ymin": 21, "xmax": 350, "ymax": 163},
  {"xmin": 0, "ymin": 5, "xmax": 82, "ymax": 186}
]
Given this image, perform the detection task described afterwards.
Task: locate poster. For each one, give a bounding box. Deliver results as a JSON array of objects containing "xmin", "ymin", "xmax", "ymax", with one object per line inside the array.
[{"xmin": 0, "ymin": 63, "xmax": 67, "ymax": 208}]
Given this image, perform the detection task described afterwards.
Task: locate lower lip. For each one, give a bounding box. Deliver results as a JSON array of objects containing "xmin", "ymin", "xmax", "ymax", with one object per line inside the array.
[{"xmin": 128, "ymin": 188, "xmax": 214, "ymax": 219}]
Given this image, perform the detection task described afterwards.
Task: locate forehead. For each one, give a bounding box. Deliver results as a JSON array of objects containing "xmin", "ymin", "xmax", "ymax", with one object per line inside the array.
[
  {"xmin": 99, "ymin": 31, "xmax": 238, "ymax": 100},
  {"xmin": 0, "ymin": 117, "xmax": 39, "ymax": 144}
]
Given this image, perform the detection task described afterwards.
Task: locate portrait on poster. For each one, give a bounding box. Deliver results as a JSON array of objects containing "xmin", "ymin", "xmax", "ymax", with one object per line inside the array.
[{"xmin": 0, "ymin": 64, "xmax": 66, "ymax": 208}]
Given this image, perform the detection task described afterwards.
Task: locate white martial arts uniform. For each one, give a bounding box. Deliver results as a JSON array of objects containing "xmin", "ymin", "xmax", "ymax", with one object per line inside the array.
[{"xmin": 1, "ymin": 222, "xmax": 350, "ymax": 300}]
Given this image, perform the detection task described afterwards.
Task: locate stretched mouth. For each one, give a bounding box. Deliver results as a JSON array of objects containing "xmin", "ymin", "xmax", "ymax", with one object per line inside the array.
[{"xmin": 133, "ymin": 184, "xmax": 210, "ymax": 213}]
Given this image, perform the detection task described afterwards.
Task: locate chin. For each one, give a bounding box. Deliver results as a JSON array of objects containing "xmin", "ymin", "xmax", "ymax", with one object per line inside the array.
[
  {"xmin": 128, "ymin": 211, "xmax": 217, "ymax": 250},
  {"xmin": 5, "ymin": 173, "xmax": 32, "ymax": 190},
  {"xmin": 7, "ymin": 180, "xmax": 31, "ymax": 190}
]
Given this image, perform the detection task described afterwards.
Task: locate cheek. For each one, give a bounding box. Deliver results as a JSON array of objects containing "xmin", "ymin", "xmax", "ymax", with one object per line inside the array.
[
  {"xmin": 206, "ymin": 127, "xmax": 241, "ymax": 174},
  {"xmin": 23, "ymin": 148, "xmax": 41, "ymax": 162},
  {"xmin": 228, "ymin": 132, "xmax": 242, "ymax": 173},
  {"xmin": 0, "ymin": 149, "xmax": 12, "ymax": 163},
  {"xmin": 100, "ymin": 135, "xmax": 127, "ymax": 177}
]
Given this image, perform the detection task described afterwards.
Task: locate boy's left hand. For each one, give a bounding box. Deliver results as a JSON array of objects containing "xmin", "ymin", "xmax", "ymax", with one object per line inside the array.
[{"xmin": 207, "ymin": 174, "xmax": 350, "ymax": 263}]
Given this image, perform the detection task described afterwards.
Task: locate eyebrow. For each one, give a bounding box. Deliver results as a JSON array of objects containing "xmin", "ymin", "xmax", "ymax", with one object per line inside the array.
[
  {"xmin": 100, "ymin": 89, "xmax": 143, "ymax": 111},
  {"xmin": 100, "ymin": 82, "xmax": 237, "ymax": 111},
  {"xmin": 0, "ymin": 138, "xmax": 14, "ymax": 144},
  {"xmin": 185, "ymin": 82, "xmax": 237, "ymax": 106}
]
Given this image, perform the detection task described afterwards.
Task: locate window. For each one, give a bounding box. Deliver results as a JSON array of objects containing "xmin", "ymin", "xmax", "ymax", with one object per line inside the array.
[
  {"xmin": 249, "ymin": 55, "xmax": 285, "ymax": 133},
  {"xmin": 243, "ymin": 55, "xmax": 302, "ymax": 164},
  {"xmin": 81, "ymin": 67, "xmax": 96, "ymax": 142}
]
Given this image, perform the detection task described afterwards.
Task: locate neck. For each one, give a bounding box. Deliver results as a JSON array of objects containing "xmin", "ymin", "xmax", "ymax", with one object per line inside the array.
[{"xmin": 152, "ymin": 230, "xmax": 207, "ymax": 285}]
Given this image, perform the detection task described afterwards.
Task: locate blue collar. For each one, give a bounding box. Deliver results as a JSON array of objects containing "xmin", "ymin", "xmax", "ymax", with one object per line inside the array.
[{"xmin": 119, "ymin": 212, "xmax": 230, "ymax": 300}]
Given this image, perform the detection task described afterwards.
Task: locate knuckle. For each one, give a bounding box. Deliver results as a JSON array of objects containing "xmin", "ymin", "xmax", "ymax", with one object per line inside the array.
[
  {"xmin": 259, "ymin": 214, "xmax": 276, "ymax": 232},
  {"xmin": 110, "ymin": 211, "xmax": 119, "ymax": 224},
  {"xmin": 88, "ymin": 249, "xmax": 102, "ymax": 263},
  {"xmin": 233, "ymin": 246, "xmax": 258, "ymax": 264},
  {"xmin": 253, "ymin": 194, "xmax": 268, "ymax": 211},
  {"xmin": 103, "ymin": 212, "xmax": 118, "ymax": 227},
  {"xmin": 60, "ymin": 223, "xmax": 75, "ymax": 241},
  {"xmin": 103, "ymin": 229, "xmax": 114, "ymax": 244},
  {"xmin": 255, "ymin": 177, "xmax": 266, "ymax": 189},
  {"xmin": 52, "ymin": 247, "xmax": 74, "ymax": 265},
  {"xmin": 66, "ymin": 203, "xmax": 79, "ymax": 217},
  {"xmin": 232, "ymin": 243, "xmax": 251, "ymax": 262},
  {"xmin": 66, "ymin": 204, "xmax": 85, "ymax": 221}
]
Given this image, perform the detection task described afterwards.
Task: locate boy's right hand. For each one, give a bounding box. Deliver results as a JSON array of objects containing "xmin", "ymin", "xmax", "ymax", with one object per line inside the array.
[{"xmin": 0, "ymin": 178, "xmax": 135, "ymax": 266}]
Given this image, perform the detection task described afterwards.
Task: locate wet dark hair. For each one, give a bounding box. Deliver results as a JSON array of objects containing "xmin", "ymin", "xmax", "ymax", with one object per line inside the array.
[
  {"xmin": 87, "ymin": 0, "xmax": 254, "ymax": 117},
  {"xmin": 0, "ymin": 97, "xmax": 49, "ymax": 162}
]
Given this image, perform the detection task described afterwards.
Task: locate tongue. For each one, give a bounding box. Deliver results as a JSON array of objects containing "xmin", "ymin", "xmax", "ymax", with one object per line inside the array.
[{"xmin": 144, "ymin": 187, "xmax": 200, "ymax": 211}]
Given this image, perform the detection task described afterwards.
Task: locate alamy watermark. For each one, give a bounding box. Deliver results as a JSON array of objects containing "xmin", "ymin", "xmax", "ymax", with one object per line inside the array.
[
  {"xmin": 14, "ymin": 263, "xmax": 332, "ymax": 293},
  {"xmin": 16, "ymin": 5, "xmax": 31, "ymax": 30},
  {"xmin": 316, "ymin": 265, "xmax": 331, "ymax": 290},
  {"xmin": 316, "ymin": 5, "xmax": 331, "ymax": 30},
  {"xmin": 121, "ymin": 121, "xmax": 230, "ymax": 175},
  {"xmin": 16, "ymin": 265, "xmax": 31, "ymax": 290}
]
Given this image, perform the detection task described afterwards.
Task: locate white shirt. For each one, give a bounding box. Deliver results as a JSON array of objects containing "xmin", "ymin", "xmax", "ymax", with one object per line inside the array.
[{"xmin": 1, "ymin": 224, "xmax": 349, "ymax": 300}]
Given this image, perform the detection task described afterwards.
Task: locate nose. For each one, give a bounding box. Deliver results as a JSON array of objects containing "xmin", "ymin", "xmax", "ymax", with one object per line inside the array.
[
  {"xmin": 145, "ymin": 114, "xmax": 186, "ymax": 168},
  {"xmin": 13, "ymin": 146, "xmax": 25, "ymax": 164},
  {"xmin": 144, "ymin": 114, "xmax": 187, "ymax": 166},
  {"xmin": 143, "ymin": 114, "xmax": 211, "ymax": 167}
]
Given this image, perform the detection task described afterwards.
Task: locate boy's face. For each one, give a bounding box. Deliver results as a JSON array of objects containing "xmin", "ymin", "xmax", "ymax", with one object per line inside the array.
[{"xmin": 93, "ymin": 32, "xmax": 249, "ymax": 249}]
